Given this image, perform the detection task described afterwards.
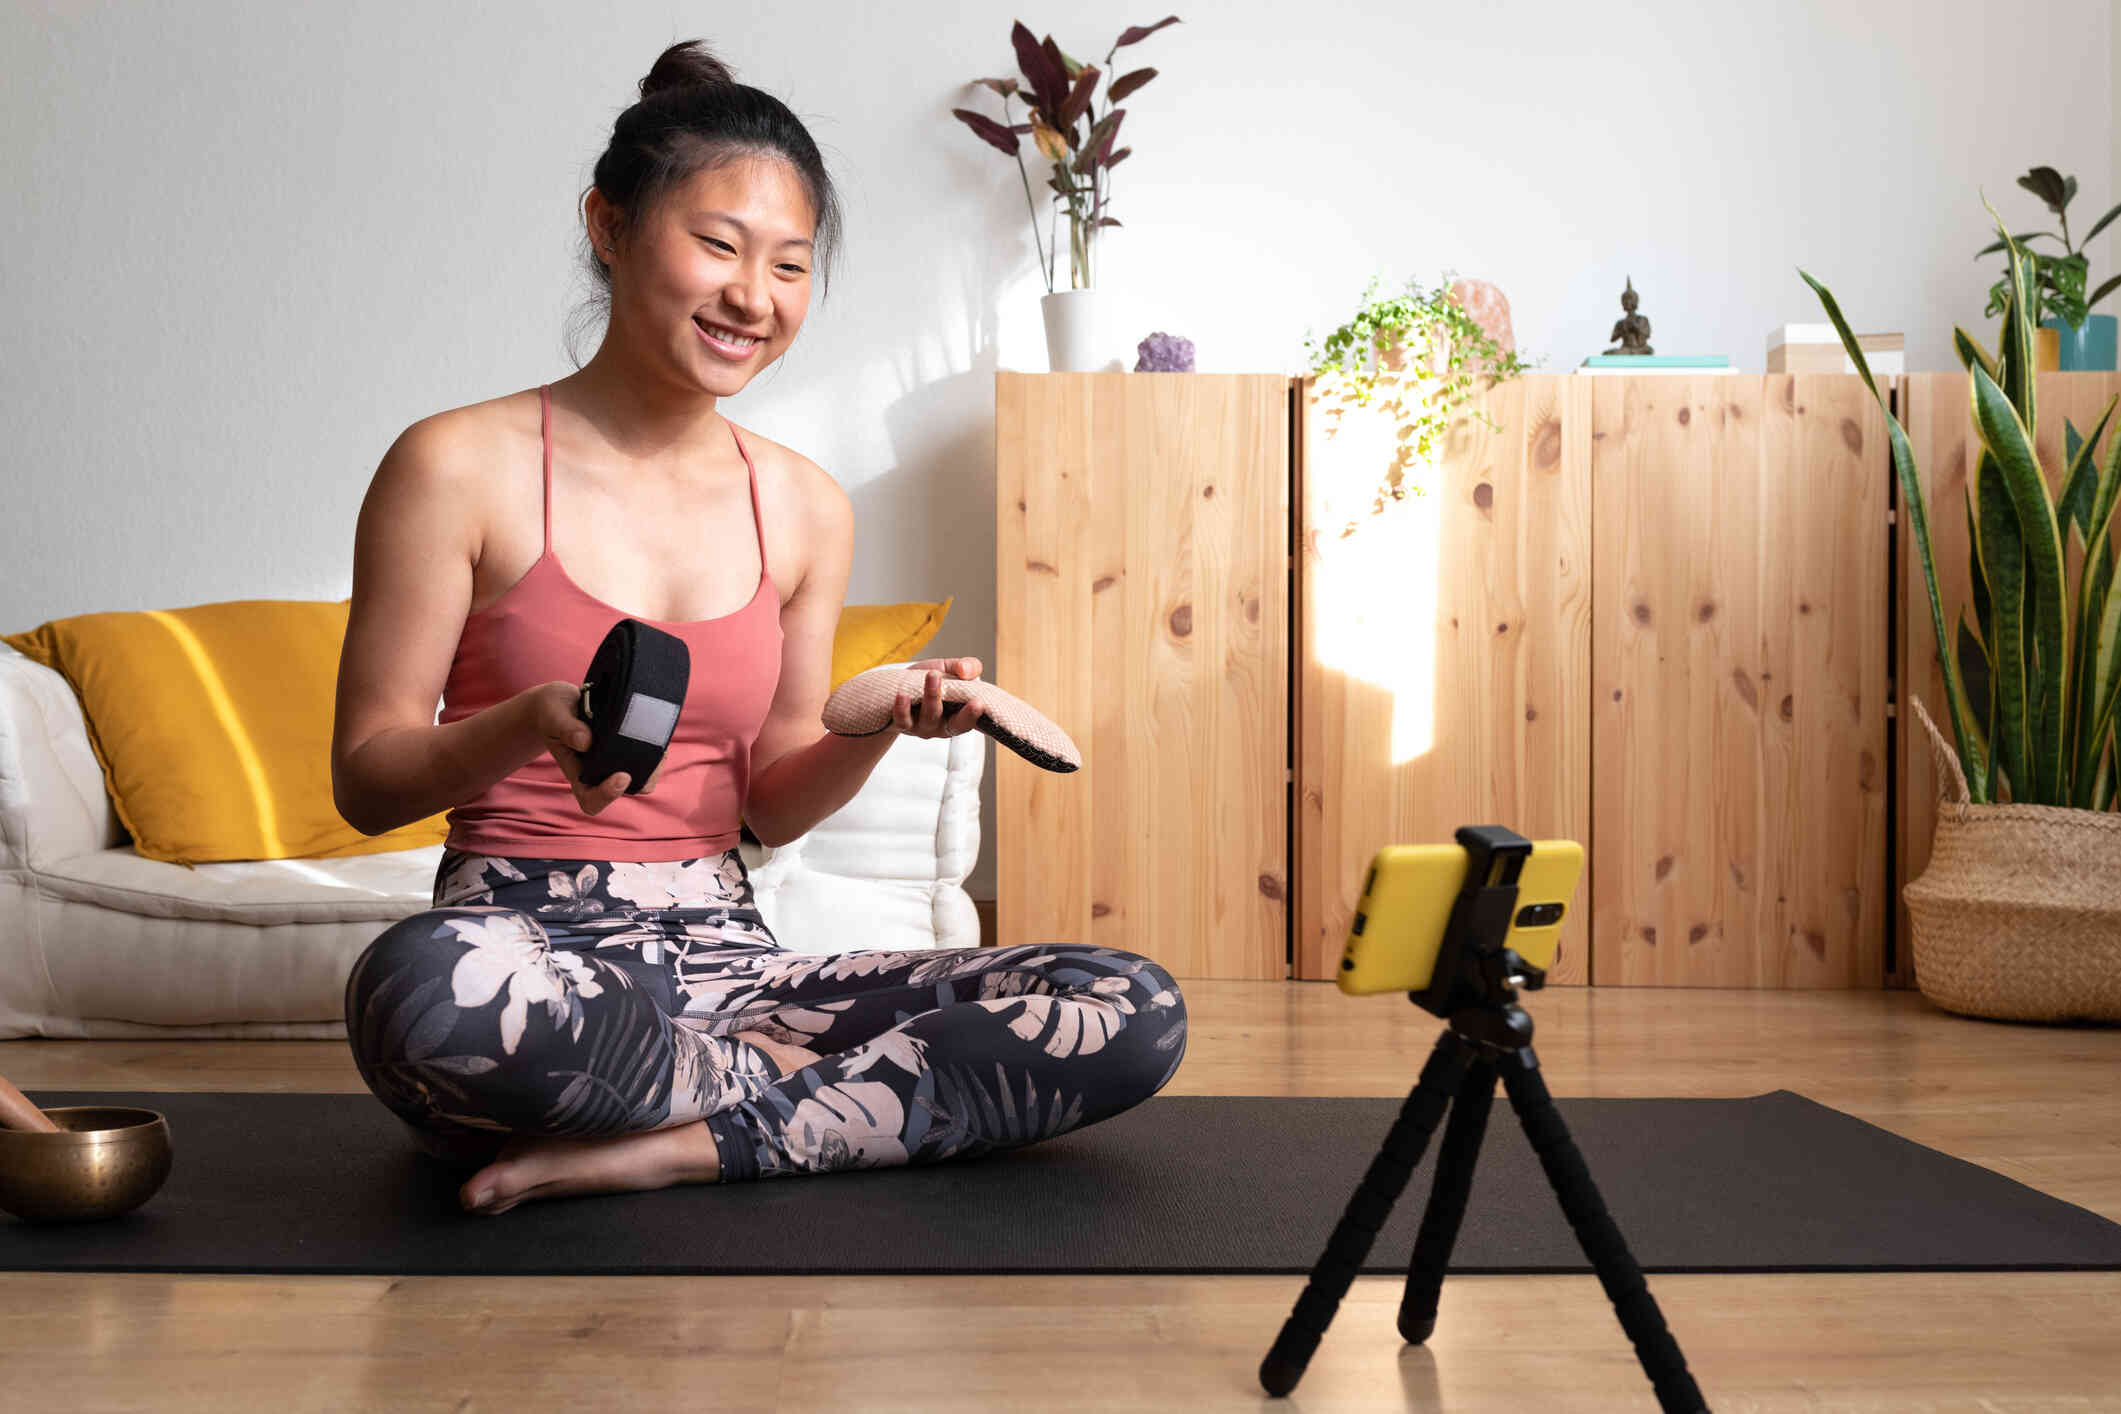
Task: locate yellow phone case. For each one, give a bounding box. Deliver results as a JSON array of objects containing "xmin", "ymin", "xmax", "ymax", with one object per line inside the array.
[{"xmin": 1337, "ymin": 840, "xmax": 1585, "ymax": 995}]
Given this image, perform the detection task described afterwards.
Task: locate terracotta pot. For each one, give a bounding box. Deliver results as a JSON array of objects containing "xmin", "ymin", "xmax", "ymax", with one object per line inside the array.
[{"xmin": 2034, "ymin": 326, "xmax": 2061, "ymax": 372}]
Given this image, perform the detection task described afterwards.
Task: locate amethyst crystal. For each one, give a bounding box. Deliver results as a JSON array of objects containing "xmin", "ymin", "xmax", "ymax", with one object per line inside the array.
[{"xmin": 1134, "ymin": 331, "xmax": 1195, "ymax": 372}]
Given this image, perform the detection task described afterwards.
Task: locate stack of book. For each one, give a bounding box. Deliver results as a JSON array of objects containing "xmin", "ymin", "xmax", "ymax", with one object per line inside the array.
[
  {"xmin": 1767, "ymin": 324, "xmax": 1904, "ymax": 374},
  {"xmin": 1576, "ymin": 354, "xmax": 1734, "ymax": 377}
]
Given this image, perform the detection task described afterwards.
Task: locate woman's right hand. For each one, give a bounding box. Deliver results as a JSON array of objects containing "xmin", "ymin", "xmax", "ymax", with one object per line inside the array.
[{"xmin": 527, "ymin": 680, "xmax": 664, "ymax": 816}]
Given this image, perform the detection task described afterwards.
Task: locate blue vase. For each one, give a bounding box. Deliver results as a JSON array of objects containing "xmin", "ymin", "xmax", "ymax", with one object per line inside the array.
[{"xmin": 2041, "ymin": 313, "xmax": 2118, "ymax": 371}]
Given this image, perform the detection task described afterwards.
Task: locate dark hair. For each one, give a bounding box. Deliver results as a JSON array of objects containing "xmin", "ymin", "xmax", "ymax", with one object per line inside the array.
[{"xmin": 565, "ymin": 40, "xmax": 843, "ymax": 367}]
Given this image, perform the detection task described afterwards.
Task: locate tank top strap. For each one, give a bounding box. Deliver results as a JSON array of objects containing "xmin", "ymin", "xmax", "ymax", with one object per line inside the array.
[
  {"xmin": 731, "ymin": 423, "xmax": 767, "ymax": 586},
  {"xmin": 538, "ymin": 384, "xmax": 553, "ymax": 558}
]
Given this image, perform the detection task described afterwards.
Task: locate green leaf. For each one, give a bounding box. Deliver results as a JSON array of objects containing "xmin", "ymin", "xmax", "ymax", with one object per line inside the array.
[
  {"xmin": 2089, "ymin": 272, "xmax": 2121, "ymax": 313},
  {"xmin": 2072, "ymin": 429, "xmax": 2121, "ymax": 801},
  {"xmin": 1968, "ymin": 483, "xmax": 1995, "ymax": 640},
  {"xmin": 2061, "ymin": 409, "xmax": 2112, "ymax": 797},
  {"xmin": 1800, "ymin": 267, "xmax": 1987, "ymax": 797},
  {"xmin": 2088, "ymin": 406, "xmax": 2121, "ymax": 558},
  {"xmin": 2086, "ymin": 200, "xmax": 2121, "ymax": 249},
  {"xmin": 1970, "ymin": 448, "xmax": 2023, "ymax": 798},
  {"xmin": 2059, "ymin": 405, "xmax": 2115, "ymax": 545},
  {"xmin": 1971, "ymin": 361, "xmax": 2071, "ymax": 801},
  {"xmin": 1984, "ymin": 194, "xmax": 2040, "ymax": 441},
  {"xmin": 1796, "ymin": 267, "xmax": 1882, "ymax": 402},
  {"xmin": 1976, "ymin": 231, "xmax": 2062, "ymax": 257},
  {"xmin": 1953, "ymin": 326, "xmax": 2000, "ymax": 383},
  {"xmin": 1951, "ymin": 610, "xmax": 1985, "ymax": 805},
  {"xmin": 1997, "ymin": 285, "xmax": 2021, "ymax": 399},
  {"xmin": 1967, "ymin": 488, "xmax": 1996, "ymax": 795},
  {"xmin": 1981, "ymin": 636, "xmax": 2000, "ymax": 799},
  {"xmin": 2079, "ymin": 579, "xmax": 2121, "ymax": 800},
  {"xmin": 1956, "ymin": 609, "xmax": 1993, "ymax": 750},
  {"xmin": 2049, "ymin": 251, "xmax": 2092, "ymax": 294},
  {"xmin": 2044, "ymin": 253, "xmax": 2091, "ymax": 329}
]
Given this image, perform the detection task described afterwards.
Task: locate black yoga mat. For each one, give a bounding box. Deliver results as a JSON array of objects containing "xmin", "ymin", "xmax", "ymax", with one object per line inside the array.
[{"xmin": 5, "ymin": 1089, "xmax": 2119, "ymax": 1276}]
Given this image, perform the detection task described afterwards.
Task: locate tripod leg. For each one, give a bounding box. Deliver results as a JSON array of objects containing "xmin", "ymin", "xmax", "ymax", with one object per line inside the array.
[
  {"xmin": 1397, "ymin": 1049, "xmax": 1498, "ymax": 1345},
  {"xmin": 1499, "ymin": 1047, "xmax": 1711, "ymax": 1414},
  {"xmin": 1259, "ymin": 1028, "xmax": 1474, "ymax": 1398}
]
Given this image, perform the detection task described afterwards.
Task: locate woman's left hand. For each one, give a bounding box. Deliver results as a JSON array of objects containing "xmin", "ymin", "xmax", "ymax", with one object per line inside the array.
[{"xmin": 894, "ymin": 657, "xmax": 985, "ymax": 738}]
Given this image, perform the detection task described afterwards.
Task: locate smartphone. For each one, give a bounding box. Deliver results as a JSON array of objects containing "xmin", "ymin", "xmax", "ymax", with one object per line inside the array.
[{"xmin": 1336, "ymin": 840, "xmax": 1585, "ymax": 995}]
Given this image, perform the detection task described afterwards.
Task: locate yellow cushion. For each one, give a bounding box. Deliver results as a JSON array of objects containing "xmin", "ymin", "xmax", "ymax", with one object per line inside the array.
[
  {"xmin": 1, "ymin": 599, "xmax": 444, "ymax": 868},
  {"xmin": 3, "ymin": 596, "xmax": 957, "ymax": 866},
  {"xmin": 830, "ymin": 598, "xmax": 952, "ymax": 691}
]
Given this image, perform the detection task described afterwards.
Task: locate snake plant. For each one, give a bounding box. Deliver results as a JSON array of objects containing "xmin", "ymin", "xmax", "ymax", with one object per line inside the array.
[{"xmin": 1799, "ymin": 197, "xmax": 2121, "ymax": 810}]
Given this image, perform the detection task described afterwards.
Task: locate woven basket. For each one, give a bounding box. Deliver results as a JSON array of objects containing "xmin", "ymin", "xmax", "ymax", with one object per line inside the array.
[{"xmin": 1903, "ymin": 695, "xmax": 2121, "ymax": 1022}]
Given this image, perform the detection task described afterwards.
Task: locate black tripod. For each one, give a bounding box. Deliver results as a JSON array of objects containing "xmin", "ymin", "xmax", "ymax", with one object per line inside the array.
[{"xmin": 1259, "ymin": 826, "xmax": 1708, "ymax": 1411}]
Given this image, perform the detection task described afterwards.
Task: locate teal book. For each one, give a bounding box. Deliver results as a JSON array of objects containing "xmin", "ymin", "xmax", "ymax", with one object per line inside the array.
[{"xmin": 1579, "ymin": 354, "xmax": 1730, "ymax": 367}]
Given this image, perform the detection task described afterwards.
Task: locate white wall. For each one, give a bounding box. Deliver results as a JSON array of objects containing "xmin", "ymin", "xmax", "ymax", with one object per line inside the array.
[{"xmin": 3, "ymin": 0, "xmax": 2113, "ymax": 901}]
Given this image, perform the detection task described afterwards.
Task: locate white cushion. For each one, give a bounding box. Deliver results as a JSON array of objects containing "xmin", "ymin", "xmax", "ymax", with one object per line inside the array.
[{"xmin": 0, "ymin": 641, "xmax": 123, "ymax": 871}]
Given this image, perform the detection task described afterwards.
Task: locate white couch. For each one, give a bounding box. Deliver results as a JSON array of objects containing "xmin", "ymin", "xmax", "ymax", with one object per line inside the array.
[{"xmin": 0, "ymin": 644, "xmax": 985, "ymax": 1040}]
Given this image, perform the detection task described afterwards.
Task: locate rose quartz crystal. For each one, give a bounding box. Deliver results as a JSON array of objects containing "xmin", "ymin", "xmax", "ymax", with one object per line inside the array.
[{"xmin": 1448, "ymin": 278, "xmax": 1515, "ymax": 354}]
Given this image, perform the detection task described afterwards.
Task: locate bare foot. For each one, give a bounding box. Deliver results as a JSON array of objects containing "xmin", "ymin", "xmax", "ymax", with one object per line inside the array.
[
  {"xmin": 461, "ymin": 1120, "xmax": 719, "ymax": 1216},
  {"xmin": 458, "ymin": 1034, "xmax": 822, "ymax": 1214},
  {"xmin": 734, "ymin": 1029, "xmax": 821, "ymax": 1078}
]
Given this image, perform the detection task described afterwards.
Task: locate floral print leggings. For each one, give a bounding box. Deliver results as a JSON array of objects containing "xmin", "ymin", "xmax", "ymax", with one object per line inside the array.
[{"xmin": 343, "ymin": 847, "xmax": 1189, "ymax": 1183}]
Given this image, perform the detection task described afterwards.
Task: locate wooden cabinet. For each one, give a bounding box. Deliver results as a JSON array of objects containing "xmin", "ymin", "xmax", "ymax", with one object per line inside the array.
[
  {"xmin": 1298, "ymin": 372, "xmax": 1890, "ymax": 986},
  {"xmin": 997, "ymin": 370, "xmax": 1895, "ymax": 986},
  {"xmin": 994, "ymin": 373, "xmax": 1291, "ymax": 979},
  {"xmin": 1293, "ymin": 373, "xmax": 1594, "ymax": 984},
  {"xmin": 1583, "ymin": 375, "xmax": 1890, "ymax": 986}
]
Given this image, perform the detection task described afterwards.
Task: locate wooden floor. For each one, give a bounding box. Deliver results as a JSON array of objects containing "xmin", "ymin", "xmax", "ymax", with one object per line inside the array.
[{"xmin": 2, "ymin": 985, "xmax": 2118, "ymax": 1412}]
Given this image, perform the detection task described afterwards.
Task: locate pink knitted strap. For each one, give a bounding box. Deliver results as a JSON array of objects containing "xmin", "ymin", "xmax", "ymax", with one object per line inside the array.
[{"xmin": 822, "ymin": 668, "xmax": 1081, "ymax": 772}]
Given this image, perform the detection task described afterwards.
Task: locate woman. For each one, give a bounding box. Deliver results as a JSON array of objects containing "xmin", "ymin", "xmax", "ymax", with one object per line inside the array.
[{"xmin": 334, "ymin": 40, "xmax": 1187, "ymax": 1215}]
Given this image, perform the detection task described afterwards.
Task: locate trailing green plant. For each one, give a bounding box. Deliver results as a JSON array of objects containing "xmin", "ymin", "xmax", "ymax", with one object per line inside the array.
[
  {"xmin": 1303, "ymin": 272, "xmax": 1537, "ymax": 527},
  {"xmin": 1977, "ymin": 165, "xmax": 2121, "ymax": 331},
  {"xmin": 1804, "ymin": 197, "xmax": 2121, "ymax": 810}
]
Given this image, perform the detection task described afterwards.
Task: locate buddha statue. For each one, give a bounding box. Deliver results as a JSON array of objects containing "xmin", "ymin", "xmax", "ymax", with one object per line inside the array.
[{"xmin": 1606, "ymin": 277, "xmax": 1654, "ymax": 356}]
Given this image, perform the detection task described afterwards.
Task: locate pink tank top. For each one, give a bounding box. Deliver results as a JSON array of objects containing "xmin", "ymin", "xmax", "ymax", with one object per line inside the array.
[{"xmin": 439, "ymin": 384, "xmax": 784, "ymax": 861}]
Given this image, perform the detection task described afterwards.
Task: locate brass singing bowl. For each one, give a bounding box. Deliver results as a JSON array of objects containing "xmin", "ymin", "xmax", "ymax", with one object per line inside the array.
[{"xmin": 0, "ymin": 1107, "xmax": 171, "ymax": 1222}]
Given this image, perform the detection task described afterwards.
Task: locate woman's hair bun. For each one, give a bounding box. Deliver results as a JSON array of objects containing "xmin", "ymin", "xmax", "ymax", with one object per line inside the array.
[{"xmin": 638, "ymin": 40, "xmax": 738, "ymax": 103}]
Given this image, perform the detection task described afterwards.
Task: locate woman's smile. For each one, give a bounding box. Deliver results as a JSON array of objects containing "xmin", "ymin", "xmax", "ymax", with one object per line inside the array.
[{"xmin": 695, "ymin": 317, "xmax": 762, "ymax": 360}]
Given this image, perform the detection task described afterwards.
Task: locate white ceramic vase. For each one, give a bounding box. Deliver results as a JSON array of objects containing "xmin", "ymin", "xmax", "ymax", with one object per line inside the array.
[{"xmin": 1041, "ymin": 288, "xmax": 1127, "ymax": 372}]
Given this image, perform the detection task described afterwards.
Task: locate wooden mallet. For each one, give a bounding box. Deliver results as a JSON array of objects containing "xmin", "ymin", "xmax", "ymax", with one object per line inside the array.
[{"xmin": 0, "ymin": 1069, "xmax": 62, "ymax": 1132}]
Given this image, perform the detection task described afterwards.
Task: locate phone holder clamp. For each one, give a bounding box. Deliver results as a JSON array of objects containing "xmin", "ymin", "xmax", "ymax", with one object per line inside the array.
[{"xmin": 1407, "ymin": 824, "xmax": 1548, "ymax": 1052}]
